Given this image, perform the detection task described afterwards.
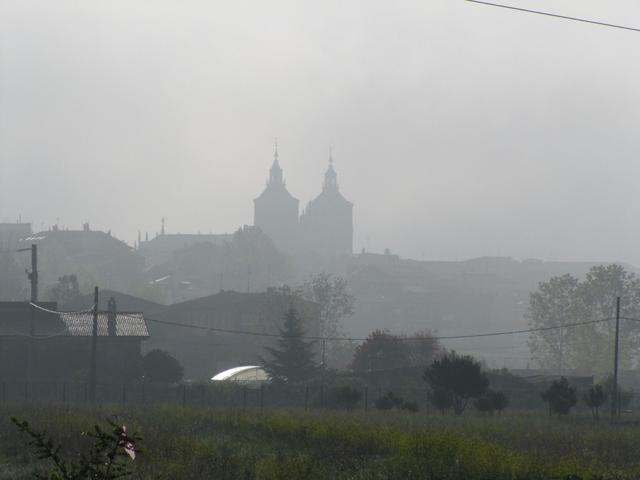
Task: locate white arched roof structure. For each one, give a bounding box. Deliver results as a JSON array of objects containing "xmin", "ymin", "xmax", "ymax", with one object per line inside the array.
[{"xmin": 211, "ymin": 365, "xmax": 270, "ymax": 383}]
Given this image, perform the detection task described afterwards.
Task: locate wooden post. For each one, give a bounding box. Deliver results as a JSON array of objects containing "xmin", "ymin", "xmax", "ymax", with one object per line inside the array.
[
  {"xmin": 364, "ymin": 387, "xmax": 368, "ymax": 412},
  {"xmin": 304, "ymin": 385, "xmax": 309, "ymax": 411},
  {"xmin": 88, "ymin": 287, "xmax": 99, "ymax": 404},
  {"xmin": 612, "ymin": 296, "xmax": 621, "ymax": 421}
]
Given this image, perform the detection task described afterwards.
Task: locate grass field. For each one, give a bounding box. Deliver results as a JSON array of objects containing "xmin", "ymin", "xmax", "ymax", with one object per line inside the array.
[{"xmin": 0, "ymin": 404, "xmax": 638, "ymax": 479}]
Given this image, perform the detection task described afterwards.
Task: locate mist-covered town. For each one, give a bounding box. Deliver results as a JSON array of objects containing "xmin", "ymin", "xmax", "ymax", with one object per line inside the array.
[{"xmin": 3, "ymin": 1, "xmax": 640, "ymax": 479}]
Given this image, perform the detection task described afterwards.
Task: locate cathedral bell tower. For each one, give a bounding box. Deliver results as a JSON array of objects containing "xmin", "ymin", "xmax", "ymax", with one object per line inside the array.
[{"xmin": 253, "ymin": 143, "xmax": 300, "ymax": 253}]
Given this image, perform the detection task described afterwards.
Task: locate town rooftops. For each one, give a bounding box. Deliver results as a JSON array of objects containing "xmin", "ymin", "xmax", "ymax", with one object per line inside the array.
[
  {"xmin": 0, "ymin": 302, "xmax": 149, "ymax": 338},
  {"xmin": 59, "ymin": 312, "xmax": 149, "ymax": 337}
]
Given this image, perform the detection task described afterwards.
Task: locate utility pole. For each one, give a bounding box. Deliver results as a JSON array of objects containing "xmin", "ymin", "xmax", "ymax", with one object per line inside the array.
[
  {"xmin": 612, "ymin": 296, "xmax": 621, "ymax": 421},
  {"xmin": 89, "ymin": 287, "xmax": 99, "ymax": 404},
  {"xmin": 17, "ymin": 244, "xmax": 38, "ymax": 383}
]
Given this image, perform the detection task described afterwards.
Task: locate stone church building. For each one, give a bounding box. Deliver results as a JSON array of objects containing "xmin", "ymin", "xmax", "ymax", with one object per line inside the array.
[{"xmin": 254, "ymin": 147, "xmax": 353, "ymax": 257}]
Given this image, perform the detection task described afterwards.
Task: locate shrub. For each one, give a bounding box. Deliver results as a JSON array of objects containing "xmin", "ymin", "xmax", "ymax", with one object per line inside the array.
[
  {"xmin": 12, "ymin": 417, "xmax": 140, "ymax": 479},
  {"xmin": 142, "ymin": 350, "xmax": 183, "ymax": 384},
  {"xmin": 333, "ymin": 386, "xmax": 362, "ymax": 411},
  {"xmin": 583, "ymin": 384, "xmax": 607, "ymax": 420},
  {"xmin": 474, "ymin": 389, "xmax": 509, "ymax": 415},
  {"xmin": 541, "ymin": 377, "xmax": 577, "ymax": 416},
  {"xmin": 424, "ymin": 352, "xmax": 488, "ymax": 414}
]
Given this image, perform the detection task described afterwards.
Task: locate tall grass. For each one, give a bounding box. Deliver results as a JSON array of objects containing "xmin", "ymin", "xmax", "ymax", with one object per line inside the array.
[{"xmin": 0, "ymin": 404, "xmax": 638, "ymax": 479}]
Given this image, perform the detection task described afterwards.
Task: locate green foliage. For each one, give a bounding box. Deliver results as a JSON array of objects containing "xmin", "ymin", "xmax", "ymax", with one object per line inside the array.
[
  {"xmin": 424, "ymin": 352, "xmax": 489, "ymax": 415},
  {"xmin": 332, "ymin": 386, "xmax": 361, "ymax": 411},
  {"xmin": 375, "ymin": 391, "xmax": 418, "ymax": 412},
  {"xmin": 47, "ymin": 274, "xmax": 81, "ymax": 306},
  {"xmin": 583, "ymin": 384, "xmax": 606, "ymax": 420},
  {"xmin": 429, "ymin": 387, "xmax": 453, "ymax": 414},
  {"xmin": 12, "ymin": 416, "xmax": 140, "ymax": 479},
  {"xmin": 474, "ymin": 389, "xmax": 509, "ymax": 415},
  {"xmin": 260, "ymin": 307, "xmax": 319, "ymax": 383},
  {"xmin": 351, "ymin": 329, "xmax": 441, "ymax": 373},
  {"xmin": 528, "ymin": 265, "xmax": 640, "ymax": 372},
  {"xmin": 541, "ymin": 377, "xmax": 577, "ymax": 416},
  {"xmin": 298, "ymin": 273, "xmax": 354, "ymax": 339},
  {"xmin": 142, "ymin": 350, "xmax": 183, "ymax": 384},
  {"xmin": 5, "ymin": 405, "xmax": 640, "ymax": 479}
]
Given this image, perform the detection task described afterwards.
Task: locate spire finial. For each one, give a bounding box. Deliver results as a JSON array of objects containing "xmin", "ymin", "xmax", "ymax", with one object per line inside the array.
[
  {"xmin": 329, "ymin": 146, "xmax": 333, "ymax": 164},
  {"xmin": 274, "ymin": 138, "xmax": 279, "ymax": 162}
]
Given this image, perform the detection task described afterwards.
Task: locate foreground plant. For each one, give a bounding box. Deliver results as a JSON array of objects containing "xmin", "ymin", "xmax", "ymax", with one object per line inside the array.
[{"xmin": 11, "ymin": 416, "xmax": 140, "ymax": 479}]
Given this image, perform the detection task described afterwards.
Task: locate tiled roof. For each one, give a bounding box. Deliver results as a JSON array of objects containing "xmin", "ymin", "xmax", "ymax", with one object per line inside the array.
[{"xmin": 59, "ymin": 312, "xmax": 149, "ymax": 337}]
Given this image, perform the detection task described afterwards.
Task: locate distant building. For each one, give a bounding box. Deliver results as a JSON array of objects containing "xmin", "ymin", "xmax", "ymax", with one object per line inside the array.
[
  {"xmin": 18, "ymin": 224, "xmax": 144, "ymax": 293},
  {"xmin": 137, "ymin": 219, "xmax": 232, "ymax": 268},
  {"xmin": 146, "ymin": 290, "xmax": 320, "ymax": 380},
  {"xmin": 300, "ymin": 154, "xmax": 353, "ymax": 256},
  {"xmin": 0, "ymin": 222, "xmax": 31, "ymax": 251},
  {"xmin": 0, "ymin": 299, "xmax": 148, "ymax": 383},
  {"xmin": 253, "ymin": 146, "xmax": 300, "ymax": 254},
  {"xmin": 253, "ymin": 146, "xmax": 353, "ymax": 257}
]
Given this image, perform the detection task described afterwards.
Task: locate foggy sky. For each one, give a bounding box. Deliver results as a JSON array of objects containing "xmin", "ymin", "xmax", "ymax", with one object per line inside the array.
[{"xmin": 2, "ymin": 0, "xmax": 640, "ymax": 264}]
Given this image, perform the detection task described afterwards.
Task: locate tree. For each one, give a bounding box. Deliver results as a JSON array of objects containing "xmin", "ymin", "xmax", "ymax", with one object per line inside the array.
[
  {"xmin": 583, "ymin": 384, "xmax": 606, "ymax": 420},
  {"xmin": 48, "ymin": 274, "xmax": 81, "ymax": 306},
  {"xmin": 260, "ymin": 307, "xmax": 319, "ymax": 383},
  {"xmin": 142, "ymin": 350, "xmax": 183, "ymax": 384},
  {"xmin": 423, "ymin": 352, "xmax": 488, "ymax": 415},
  {"xmin": 526, "ymin": 274, "xmax": 580, "ymax": 371},
  {"xmin": 298, "ymin": 273, "xmax": 354, "ymax": 339},
  {"xmin": 428, "ymin": 387, "xmax": 453, "ymax": 414},
  {"xmin": 474, "ymin": 389, "xmax": 509, "ymax": 415},
  {"xmin": 527, "ymin": 265, "xmax": 640, "ymax": 373},
  {"xmin": 351, "ymin": 329, "xmax": 441, "ymax": 373},
  {"xmin": 541, "ymin": 377, "xmax": 577, "ymax": 416},
  {"xmin": 333, "ymin": 386, "xmax": 361, "ymax": 411}
]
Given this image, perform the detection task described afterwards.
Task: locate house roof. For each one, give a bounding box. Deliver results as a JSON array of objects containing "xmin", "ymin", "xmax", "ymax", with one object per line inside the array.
[
  {"xmin": 0, "ymin": 302, "xmax": 149, "ymax": 338},
  {"xmin": 59, "ymin": 312, "xmax": 149, "ymax": 337}
]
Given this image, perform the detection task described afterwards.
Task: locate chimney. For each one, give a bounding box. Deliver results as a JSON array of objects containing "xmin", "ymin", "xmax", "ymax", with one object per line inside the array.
[{"xmin": 107, "ymin": 297, "xmax": 117, "ymax": 337}]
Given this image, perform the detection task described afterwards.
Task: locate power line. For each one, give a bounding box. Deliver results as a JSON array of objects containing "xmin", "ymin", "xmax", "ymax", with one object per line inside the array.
[
  {"xmin": 140, "ymin": 315, "xmax": 613, "ymax": 343},
  {"xmin": 466, "ymin": 0, "xmax": 640, "ymax": 33}
]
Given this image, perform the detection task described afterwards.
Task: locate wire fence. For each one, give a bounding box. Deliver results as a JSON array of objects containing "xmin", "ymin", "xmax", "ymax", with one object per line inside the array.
[{"xmin": 0, "ymin": 381, "xmax": 438, "ymax": 412}]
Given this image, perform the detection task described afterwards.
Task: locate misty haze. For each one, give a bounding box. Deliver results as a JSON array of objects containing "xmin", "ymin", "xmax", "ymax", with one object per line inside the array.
[{"xmin": 1, "ymin": 1, "xmax": 640, "ymax": 479}]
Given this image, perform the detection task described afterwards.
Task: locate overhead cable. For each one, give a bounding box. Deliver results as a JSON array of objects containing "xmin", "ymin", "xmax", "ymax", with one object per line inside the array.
[{"xmin": 466, "ymin": 0, "xmax": 640, "ymax": 33}]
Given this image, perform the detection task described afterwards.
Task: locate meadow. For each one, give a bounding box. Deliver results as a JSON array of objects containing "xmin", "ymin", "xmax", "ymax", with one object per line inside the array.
[{"xmin": 0, "ymin": 404, "xmax": 638, "ymax": 479}]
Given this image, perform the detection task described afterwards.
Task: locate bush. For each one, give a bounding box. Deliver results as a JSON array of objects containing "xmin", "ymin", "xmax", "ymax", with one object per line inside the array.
[
  {"xmin": 541, "ymin": 377, "xmax": 576, "ymax": 416},
  {"xmin": 333, "ymin": 386, "xmax": 361, "ymax": 411},
  {"xmin": 142, "ymin": 350, "xmax": 183, "ymax": 384},
  {"xmin": 583, "ymin": 384, "xmax": 606, "ymax": 420},
  {"xmin": 474, "ymin": 389, "xmax": 509, "ymax": 415},
  {"xmin": 424, "ymin": 352, "xmax": 488, "ymax": 415},
  {"xmin": 375, "ymin": 391, "xmax": 418, "ymax": 412},
  {"xmin": 429, "ymin": 387, "xmax": 453, "ymax": 414}
]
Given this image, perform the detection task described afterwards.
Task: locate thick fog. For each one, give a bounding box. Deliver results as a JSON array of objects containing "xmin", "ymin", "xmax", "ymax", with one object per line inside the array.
[{"xmin": 2, "ymin": 0, "xmax": 640, "ymax": 264}]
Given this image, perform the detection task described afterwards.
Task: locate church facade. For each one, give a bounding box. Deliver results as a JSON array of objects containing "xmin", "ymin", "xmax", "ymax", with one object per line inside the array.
[{"xmin": 254, "ymin": 147, "xmax": 353, "ymax": 257}]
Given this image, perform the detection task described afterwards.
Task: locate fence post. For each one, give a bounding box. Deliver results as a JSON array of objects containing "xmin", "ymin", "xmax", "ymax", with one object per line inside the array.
[
  {"xmin": 364, "ymin": 387, "xmax": 368, "ymax": 412},
  {"xmin": 84, "ymin": 383, "xmax": 88, "ymax": 403},
  {"xmin": 122, "ymin": 384, "xmax": 127, "ymax": 406},
  {"xmin": 201, "ymin": 384, "xmax": 206, "ymax": 406},
  {"xmin": 304, "ymin": 385, "xmax": 309, "ymax": 411},
  {"xmin": 24, "ymin": 382, "xmax": 28, "ymax": 402},
  {"xmin": 243, "ymin": 386, "xmax": 247, "ymax": 409},
  {"xmin": 259, "ymin": 384, "xmax": 264, "ymax": 410},
  {"xmin": 62, "ymin": 382, "xmax": 67, "ymax": 403},
  {"xmin": 320, "ymin": 385, "xmax": 324, "ymax": 408},
  {"xmin": 182, "ymin": 384, "xmax": 186, "ymax": 407},
  {"xmin": 1, "ymin": 382, "xmax": 5, "ymax": 403}
]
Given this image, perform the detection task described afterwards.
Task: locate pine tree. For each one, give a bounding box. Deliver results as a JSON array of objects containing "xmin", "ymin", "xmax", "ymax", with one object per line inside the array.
[{"xmin": 260, "ymin": 307, "xmax": 319, "ymax": 383}]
